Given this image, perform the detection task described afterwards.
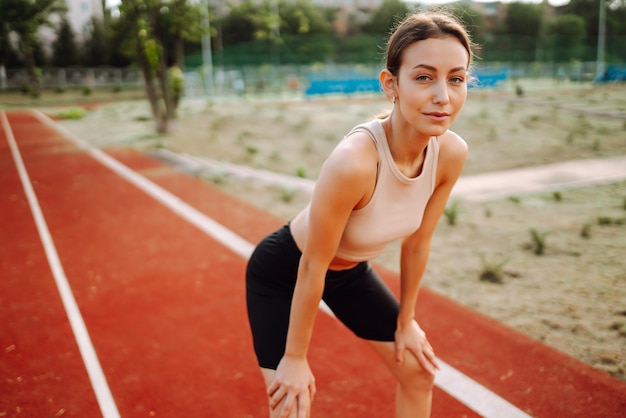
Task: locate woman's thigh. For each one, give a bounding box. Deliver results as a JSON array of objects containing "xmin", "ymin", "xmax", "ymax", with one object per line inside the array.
[{"xmin": 323, "ymin": 263, "xmax": 399, "ymax": 342}]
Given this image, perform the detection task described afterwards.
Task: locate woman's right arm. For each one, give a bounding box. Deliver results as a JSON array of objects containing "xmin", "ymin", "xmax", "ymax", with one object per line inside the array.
[{"xmin": 268, "ymin": 134, "xmax": 377, "ymax": 418}]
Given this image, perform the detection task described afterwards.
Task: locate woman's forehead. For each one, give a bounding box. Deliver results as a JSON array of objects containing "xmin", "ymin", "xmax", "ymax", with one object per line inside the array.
[{"xmin": 401, "ymin": 37, "xmax": 470, "ymax": 70}]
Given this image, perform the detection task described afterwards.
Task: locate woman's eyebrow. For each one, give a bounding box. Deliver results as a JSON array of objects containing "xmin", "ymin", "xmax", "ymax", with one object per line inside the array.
[{"xmin": 411, "ymin": 64, "xmax": 468, "ymax": 73}]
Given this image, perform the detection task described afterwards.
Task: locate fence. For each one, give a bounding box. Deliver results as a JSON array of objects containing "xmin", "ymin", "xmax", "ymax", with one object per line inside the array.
[
  {"xmin": 0, "ymin": 61, "xmax": 620, "ymax": 99},
  {"xmin": 0, "ymin": 67, "xmax": 143, "ymax": 91}
]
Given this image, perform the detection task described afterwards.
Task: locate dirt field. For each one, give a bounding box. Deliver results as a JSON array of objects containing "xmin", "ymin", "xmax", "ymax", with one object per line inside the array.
[{"xmin": 36, "ymin": 82, "xmax": 626, "ymax": 381}]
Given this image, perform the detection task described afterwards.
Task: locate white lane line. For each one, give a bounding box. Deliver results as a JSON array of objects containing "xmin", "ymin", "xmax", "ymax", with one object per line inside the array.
[
  {"xmin": 2, "ymin": 111, "xmax": 120, "ymax": 418},
  {"xmin": 34, "ymin": 110, "xmax": 532, "ymax": 418}
]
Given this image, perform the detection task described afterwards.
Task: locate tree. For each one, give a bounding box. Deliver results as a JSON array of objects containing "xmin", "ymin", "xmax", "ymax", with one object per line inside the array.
[
  {"xmin": 52, "ymin": 16, "xmax": 80, "ymax": 67},
  {"xmin": 497, "ymin": 1, "xmax": 544, "ymax": 61},
  {"xmin": 0, "ymin": 0, "xmax": 67, "ymax": 90},
  {"xmin": 361, "ymin": 0, "xmax": 410, "ymax": 35},
  {"xmin": 544, "ymin": 14, "xmax": 586, "ymax": 62},
  {"xmin": 83, "ymin": 16, "xmax": 110, "ymax": 67},
  {"xmin": 118, "ymin": 0, "xmax": 205, "ymax": 134}
]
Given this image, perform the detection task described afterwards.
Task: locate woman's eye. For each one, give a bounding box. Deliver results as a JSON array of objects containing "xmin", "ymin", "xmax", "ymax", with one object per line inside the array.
[
  {"xmin": 449, "ymin": 76, "xmax": 465, "ymax": 84},
  {"xmin": 416, "ymin": 75, "xmax": 431, "ymax": 81}
]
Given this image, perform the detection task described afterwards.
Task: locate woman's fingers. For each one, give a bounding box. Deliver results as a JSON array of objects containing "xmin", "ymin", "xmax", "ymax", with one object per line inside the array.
[
  {"xmin": 297, "ymin": 390, "xmax": 312, "ymax": 418},
  {"xmin": 413, "ymin": 340, "xmax": 439, "ymax": 374},
  {"xmin": 395, "ymin": 341, "xmax": 406, "ymax": 364}
]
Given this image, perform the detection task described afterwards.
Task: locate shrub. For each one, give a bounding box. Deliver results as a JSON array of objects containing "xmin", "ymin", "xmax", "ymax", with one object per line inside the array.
[
  {"xmin": 279, "ymin": 187, "xmax": 297, "ymax": 203},
  {"xmin": 295, "ymin": 164, "xmax": 308, "ymax": 178},
  {"xmin": 580, "ymin": 222, "xmax": 592, "ymax": 239},
  {"xmin": 443, "ymin": 200, "xmax": 459, "ymax": 226},
  {"xmin": 55, "ymin": 108, "xmax": 86, "ymax": 120},
  {"xmin": 529, "ymin": 228, "xmax": 550, "ymax": 256},
  {"xmin": 478, "ymin": 253, "xmax": 509, "ymax": 284}
]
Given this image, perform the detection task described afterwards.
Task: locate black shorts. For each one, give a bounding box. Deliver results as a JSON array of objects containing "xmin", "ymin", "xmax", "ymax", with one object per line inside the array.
[{"xmin": 246, "ymin": 224, "xmax": 399, "ymax": 369}]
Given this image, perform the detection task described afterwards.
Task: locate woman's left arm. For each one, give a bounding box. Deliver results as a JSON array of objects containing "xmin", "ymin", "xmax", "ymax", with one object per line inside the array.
[{"xmin": 395, "ymin": 132, "xmax": 468, "ymax": 373}]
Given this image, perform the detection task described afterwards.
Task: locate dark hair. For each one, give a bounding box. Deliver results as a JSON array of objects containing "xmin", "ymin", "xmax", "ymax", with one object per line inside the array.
[{"xmin": 385, "ymin": 11, "xmax": 474, "ymax": 76}]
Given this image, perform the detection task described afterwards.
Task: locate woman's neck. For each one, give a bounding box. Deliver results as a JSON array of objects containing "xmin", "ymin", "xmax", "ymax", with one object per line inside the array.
[{"xmin": 382, "ymin": 115, "xmax": 430, "ymax": 177}]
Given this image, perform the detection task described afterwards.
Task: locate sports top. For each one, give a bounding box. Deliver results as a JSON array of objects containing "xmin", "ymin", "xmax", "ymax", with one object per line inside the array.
[{"xmin": 304, "ymin": 117, "xmax": 440, "ymax": 262}]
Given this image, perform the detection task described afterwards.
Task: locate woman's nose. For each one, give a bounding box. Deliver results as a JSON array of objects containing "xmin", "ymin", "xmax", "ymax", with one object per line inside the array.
[{"xmin": 433, "ymin": 81, "xmax": 450, "ymax": 104}]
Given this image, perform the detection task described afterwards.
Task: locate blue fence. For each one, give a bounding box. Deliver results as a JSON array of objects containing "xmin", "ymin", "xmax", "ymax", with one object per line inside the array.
[
  {"xmin": 305, "ymin": 78, "xmax": 380, "ymax": 96},
  {"xmin": 471, "ymin": 67, "xmax": 509, "ymax": 89},
  {"xmin": 596, "ymin": 65, "xmax": 626, "ymax": 83}
]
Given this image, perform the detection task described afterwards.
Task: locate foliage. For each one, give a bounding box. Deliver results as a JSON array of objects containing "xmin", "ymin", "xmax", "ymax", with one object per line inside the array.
[
  {"xmin": 361, "ymin": 0, "xmax": 410, "ymax": 35},
  {"xmin": 478, "ymin": 253, "xmax": 510, "ymax": 284},
  {"xmin": 54, "ymin": 108, "xmax": 87, "ymax": 119},
  {"xmin": 528, "ymin": 227, "xmax": 550, "ymax": 256},
  {"xmin": 0, "ymin": 0, "xmax": 67, "ymax": 91},
  {"xmin": 117, "ymin": 0, "xmax": 205, "ymax": 133},
  {"xmin": 83, "ymin": 17, "xmax": 110, "ymax": 67},
  {"xmin": 51, "ymin": 16, "xmax": 80, "ymax": 67},
  {"xmin": 543, "ymin": 14, "xmax": 586, "ymax": 61}
]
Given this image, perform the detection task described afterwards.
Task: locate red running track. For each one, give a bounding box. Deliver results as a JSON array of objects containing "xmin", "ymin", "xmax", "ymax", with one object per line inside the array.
[{"xmin": 1, "ymin": 109, "xmax": 625, "ymax": 418}]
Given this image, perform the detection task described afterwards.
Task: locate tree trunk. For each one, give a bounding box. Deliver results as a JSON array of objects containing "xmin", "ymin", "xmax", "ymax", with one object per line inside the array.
[{"xmin": 138, "ymin": 44, "xmax": 168, "ymax": 134}]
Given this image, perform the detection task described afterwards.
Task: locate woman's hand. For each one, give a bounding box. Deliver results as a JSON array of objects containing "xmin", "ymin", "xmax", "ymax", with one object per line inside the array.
[
  {"xmin": 395, "ymin": 319, "xmax": 440, "ymax": 375},
  {"xmin": 268, "ymin": 355, "xmax": 316, "ymax": 418}
]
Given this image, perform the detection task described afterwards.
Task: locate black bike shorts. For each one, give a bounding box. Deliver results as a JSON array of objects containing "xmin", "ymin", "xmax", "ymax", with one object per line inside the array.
[{"xmin": 246, "ymin": 224, "xmax": 399, "ymax": 369}]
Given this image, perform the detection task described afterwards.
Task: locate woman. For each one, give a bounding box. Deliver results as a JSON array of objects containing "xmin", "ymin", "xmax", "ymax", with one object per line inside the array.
[{"xmin": 246, "ymin": 10, "xmax": 474, "ymax": 418}]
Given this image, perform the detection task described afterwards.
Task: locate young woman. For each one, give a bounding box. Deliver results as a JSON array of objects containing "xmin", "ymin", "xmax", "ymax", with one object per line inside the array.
[{"xmin": 246, "ymin": 10, "xmax": 474, "ymax": 418}]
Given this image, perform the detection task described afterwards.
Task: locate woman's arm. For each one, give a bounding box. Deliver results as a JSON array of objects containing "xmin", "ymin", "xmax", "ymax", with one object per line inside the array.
[
  {"xmin": 269, "ymin": 133, "xmax": 378, "ymax": 417},
  {"xmin": 395, "ymin": 132, "xmax": 468, "ymax": 373}
]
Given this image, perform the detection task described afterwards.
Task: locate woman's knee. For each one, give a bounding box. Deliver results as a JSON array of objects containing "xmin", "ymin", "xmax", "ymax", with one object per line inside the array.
[{"xmin": 396, "ymin": 354, "xmax": 435, "ymax": 391}]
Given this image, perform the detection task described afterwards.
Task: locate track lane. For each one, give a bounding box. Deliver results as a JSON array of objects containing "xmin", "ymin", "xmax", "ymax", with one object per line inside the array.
[{"xmin": 0, "ymin": 114, "xmax": 104, "ymax": 417}]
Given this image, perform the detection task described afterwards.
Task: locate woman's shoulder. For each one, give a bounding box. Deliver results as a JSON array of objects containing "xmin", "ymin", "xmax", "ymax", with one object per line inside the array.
[
  {"xmin": 438, "ymin": 130, "xmax": 468, "ymax": 158},
  {"xmin": 321, "ymin": 126, "xmax": 379, "ymax": 181}
]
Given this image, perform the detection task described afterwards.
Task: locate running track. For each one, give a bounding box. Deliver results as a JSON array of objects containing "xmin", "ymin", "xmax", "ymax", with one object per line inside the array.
[{"xmin": 1, "ymin": 109, "xmax": 625, "ymax": 418}]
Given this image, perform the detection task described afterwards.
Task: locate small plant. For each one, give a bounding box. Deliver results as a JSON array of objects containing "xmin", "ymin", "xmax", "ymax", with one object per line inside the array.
[
  {"xmin": 508, "ymin": 196, "xmax": 521, "ymax": 204},
  {"xmin": 245, "ymin": 145, "xmax": 258, "ymax": 155},
  {"xmin": 55, "ymin": 108, "xmax": 86, "ymax": 120},
  {"xmin": 443, "ymin": 200, "xmax": 459, "ymax": 226},
  {"xmin": 597, "ymin": 216, "xmax": 624, "ymax": 226},
  {"xmin": 623, "ymin": 197, "xmax": 626, "ymax": 211},
  {"xmin": 529, "ymin": 228, "xmax": 550, "ymax": 256},
  {"xmin": 279, "ymin": 187, "xmax": 297, "ymax": 203},
  {"xmin": 591, "ymin": 139, "xmax": 601, "ymax": 151},
  {"xmin": 295, "ymin": 164, "xmax": 308, "ymax": 178},
  {"xmin": 478, "ymin": 253, "xmax": 510, "ymax": 284},
  {"xmin": 552, "ymin": 191, "xmax": 562, "ymax": 202},
  {"xmin": 209, "ymin": 171, "xmax": 226, "ymax": 184},
  {"xmin": 269, "ymin": 150, "xmax": 282, "ymax": 162},
  {"xmin": 82, "ymin": 86, "xmax": 92, "ymax": 96},
  {"xmin": 483, "ymin": 206, "xmax": 492, "ymax": 218},
  {"xmin": 515, "ymin": 84, "xmax": 524, "ymax": 97},
  {"xmin": 580, "ymin": 222, "xmax": 592, "ymax": 239},
  {"xmin": 236, "ymin": 130, "xmax": 253, "ymax": 142}
]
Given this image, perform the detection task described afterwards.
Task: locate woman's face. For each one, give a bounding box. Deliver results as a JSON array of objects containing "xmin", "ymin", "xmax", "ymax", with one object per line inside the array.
[{"xmin": 394, "ymin": 36, "xmax": 469, "ymax": 138}]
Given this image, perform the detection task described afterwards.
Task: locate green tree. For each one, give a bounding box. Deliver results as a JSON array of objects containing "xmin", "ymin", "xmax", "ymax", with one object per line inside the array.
[
  {"xmin": 362, "ymin": 0, "xmax": 410, "ymax": 35},
  {"xmin": 496, "ymin": 1, "xmax": 544, "ymax": 61},
  {"xmin": 448, "ymin": 4, "xmax": 487, "ymax": 47},
  {"xmin": 564, "ymin": 0, "xmax": 626, "ymax": 61},
  {"xmin": 544, "ymin": 14, "xmax": 586, "ymax": 61},
  {"xmin": 52, "ymin": 16, "xmax": 80, "ymax": 67},
  {"xmin": 0, "ymin": 0, "xmax": 67, "ymax": 89},
  {"xmin": 83, "ymin": 16, "xmax": 110, "ymax": 67},
  {"xmin": 118, "ymin": 0, "xmax": 205, "ymax": 134}
]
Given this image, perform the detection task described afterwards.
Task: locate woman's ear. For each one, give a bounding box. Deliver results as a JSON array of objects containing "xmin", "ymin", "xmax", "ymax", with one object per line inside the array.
[{"xmin": 379, "ymin": 69, "xmax": 397, "ymax": 101}]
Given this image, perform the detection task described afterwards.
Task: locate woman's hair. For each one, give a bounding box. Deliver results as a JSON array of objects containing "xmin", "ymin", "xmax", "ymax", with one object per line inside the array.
[{"xmin": 385, "ymin": 10, "xmax": 475, "ymax": 76}]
